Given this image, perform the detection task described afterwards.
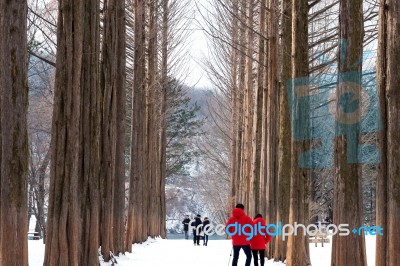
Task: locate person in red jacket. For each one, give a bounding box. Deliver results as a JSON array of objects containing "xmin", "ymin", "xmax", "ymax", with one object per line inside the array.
[
  {"xmin": 225, "ymin": 203, "xmax": 254, "ymax": 266},
  {"xmin": 250, "ymin": 214, "xmax": 272, "ymax": 266}
]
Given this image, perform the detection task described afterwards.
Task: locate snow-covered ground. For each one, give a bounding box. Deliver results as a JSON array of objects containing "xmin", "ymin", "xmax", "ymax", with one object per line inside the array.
[{"xmin": 29, "ymin": 236, "xmax": 377, "ymax": 266}]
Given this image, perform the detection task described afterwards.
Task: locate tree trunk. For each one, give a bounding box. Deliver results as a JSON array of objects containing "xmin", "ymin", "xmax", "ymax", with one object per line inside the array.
[
  {"xmin": 0, "ymin": 0, "xmax": 29, "ymax": 264},
  {"xmin": 274, "ymin": 0, "xmax": 292, "ymax": 261},
  {"xmin": 376, "ymin": 0, "xmax": 400, "ymax": 265},
  {"xmin": 37, "ymin": 150, "xmax": 50, "ymax": 243},
  {"xmin": 266, "ymin": 0, "xmax": 279, "ymax": 257},
  {"xmin": 79, "ymin": 1, "xmax": 102, "ymax": 264},
  {"xmin": 44, "ymin": 1, "xmax": 84, "ymax": 264},
  {"xmin": 126, "ymin": 0, "xmax": 146, "ymax": 249},
  {"xmin": 141, "ymin": 10, "xmax": 150, "ymax": 239},
  {"xmin": 286, "ymin": 0, "xmax": 311, "ymax": 265},
  {"xmin": 101, "ymin": 0, "xmax": 126, "ymax": 260},
  {"xmin": 259, "ymin": 4, "xmax": 269, "ymax": 232},
  {"xmin": 159, "ymin": 0, "xmax": 169, "ymax": 239},
  {"xmin": 147, "ymin": 0, "xmax": 159, "ymax": 238},
  {"xmin": 237, "ymin": 0, "xmax": 247, "ymax": 205},
  {"xmin": 249, "ymin": 0, "xmax": 266, "ymax": 218},
  {"xmin": 240, "ymin": 0, "xmax": 254, "ymax": 209},
  {"xmin": 113, "ymin": 0, "xmax": 127, "ymax": 255},
  {"xmin": 229, "ymin": 0, "xmax": 240, "ymax": 210},
  {"xmin": 159, "ymin": 95, "xmax": 167, "ymax": 240},
  {"xmin": 44, "ymin": 0, "xmax": 101, "ymax": 264},
  {"xmin": 331, "ymin": 0, "xmax": 367, "ymax": 265}
]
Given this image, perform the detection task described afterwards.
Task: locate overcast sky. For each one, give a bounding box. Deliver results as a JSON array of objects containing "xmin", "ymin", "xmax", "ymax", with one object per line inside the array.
[
  {"xmin": 186, "ymin": 29, "xmax": 212, "ymax": 89},
  {"xmin": 184, "ymin": 2, "xmax": 214, "ymax": 89}
]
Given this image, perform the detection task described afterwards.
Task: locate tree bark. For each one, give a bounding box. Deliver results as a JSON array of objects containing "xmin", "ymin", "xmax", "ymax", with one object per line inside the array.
[
  {"xmin": 126, "ymin": 0, "xmax": 146, "ymax": 249},
  {"xmin": 286, "ymin": 0, "xmax": 311, "ymax": 265},
  {"xmin": 249, "ymin": 0, "xmax": 266, "ymax": 218},
  {"xmin": 274, "ymin": 0, "xmax": 292, "ymax": 261},
  {"xmin": 240, "ymin": 0, "xmax": 254, "ymax": 209},
  {"xmin": 376, "ymin": 0, "xmax": 400, "ymax": 265},
  {"xmin": 237, "ymin": 0, "xmax": 247, "ymax": 205},
  {"xmin": 266, "ymin": 0, "xmax": 279, "ymax": 257},
  {"xmin": 159, "ymin": 0, "xmax": 169, "ymax": 239},
  {"xmin": 44, "ymin": 1, "xmax": 84, "ymax": 264},
  {"xmin": 44, "ymin": 0, "xmax": 101, "ymax": 264},
  {"xmin": 331, "ymin": 0, "xmax": 367, "ymax": 265},
  {"xmin": 101, "ymin": 0, "xmax": 126, "ymax": 260},
  {"xmin": 113, "ymin": 0, "xmax": 127, "ymax": 255},
  {"xmin": 0, "ymin": 0, "xmax": 29, "ymax": 264},
  {"xmin": 229, "ymin": 0, "xmax": 240, "ymax": 210},
  {"xmin": 80, "ymin": 2, "xmax": 101, "ymax": 264},
  {"xmin": 147, "ymin": 0, "xmax": 159, "ymax": 238}
]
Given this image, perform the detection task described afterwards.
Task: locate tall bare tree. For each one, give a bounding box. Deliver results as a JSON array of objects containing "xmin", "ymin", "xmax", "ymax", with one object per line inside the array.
[
  {"xmin": 44, "ymin": 0, "xmax": 101, "ymax": 264},
  {"xmin": 274, "ymin": 0, "xmax": 292, "ymax": 261},
  {"xmin": 241, "ymin": 0, "xmax": 254, "ymax": 209},
  {"xmin": 376, "ymin": 0, "xmax": 400, "ymax": 265},
  {"xmin": 159, "ymin": 0, "xmax": 169, "ymax": 239},
  {"xmin": 265, "ymin": 0, "xmax": 279, "ymax": 257},
  {"xmin": 228, "ymin": 0, "xmax": 239, "ymax": 209},
  {"xmin": 286, "ymin": 0, "xmax": 311, "ymax": 265},
  {"xmin": 0, "ymin": 0, "xmax": 29, "ymax": 265},
  {"xmin": 331, "ymin": 0, "xmax": 367, "ymax": 265},
  {"xmin": 236, "ymin": 0, "xmax": 246, "ymax": 207},
  {"xmin": 100, "ymin": 0, "xmax": 127, "ymax": 260},
  {"xmin": 250, "ymin": 0, "xmax": 266, "ymax": 218},
  {"xmin": 147, "ymin": 0, "xmax": 160, "ymax": 238},
  {"xmin": 126, "ymin": 0, "xmax": 147, "ymax": 248}
]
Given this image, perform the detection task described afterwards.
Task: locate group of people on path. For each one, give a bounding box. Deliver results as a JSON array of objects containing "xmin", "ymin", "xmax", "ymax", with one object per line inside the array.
[
  {"xmin": 182, "ymin": 203, "xmax": 272, "ymax": 266},
  {"xmin": 182, "ymin": 214, "xmax": 210, "ymax": 246}
]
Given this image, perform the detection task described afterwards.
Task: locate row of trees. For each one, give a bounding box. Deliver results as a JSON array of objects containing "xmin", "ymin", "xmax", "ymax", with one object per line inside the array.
[
  {"xmin": 203, "ymin": 0, "xmax": 399, "ymax": 265},
  {"xmin": 25, "ymin": 0, "xmax": 200, "ymax": 244},
  {"xmin": 1, "ymin": 0, "xmax": 198, "ymax": 265}
]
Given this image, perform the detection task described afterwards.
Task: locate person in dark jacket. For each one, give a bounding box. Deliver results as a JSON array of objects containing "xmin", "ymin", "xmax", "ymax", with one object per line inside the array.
[
  {"xmin": 250, "ymin": 214, "xmax": 272, "ymax": 266},
  {"xmin": 202, "ymin": 217, "xmax": 211, "ymax": 246},
  {"xmin": 192, "ymin": 214, "xmax": 202, "ymax": 246},
  {"xmin": 182, "ymin": 214, "xmax": 191, "ymax": 239},
  {"xmin": 226, "ymin": 203, "xmax": 254, "ymax": 266}
]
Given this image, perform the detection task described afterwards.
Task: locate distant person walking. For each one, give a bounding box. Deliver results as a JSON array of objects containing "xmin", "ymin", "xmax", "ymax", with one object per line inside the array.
[
  {"xmin": 226, "ymin": 203, "xmax": 253, "ymax": 266},
  {"xmin": 191, "ymin": 214, "xmax": 202, "ymax": 246},
  {"xmin": 250, "ymin": 214, "xmax": 272, "ymax": 266},
  {"xmin": 203, "ymin": 217, "xmax": 210, "ymax": 246},
  {"xmin": 182, "ymin": 214, "xmax": 191, "ymax": 240}
]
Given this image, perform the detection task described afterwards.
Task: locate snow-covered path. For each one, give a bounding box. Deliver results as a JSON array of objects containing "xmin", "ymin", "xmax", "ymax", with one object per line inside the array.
[
  {"xmin": 28, "ymin": 236, "xmax": 376, "ymax": 266},
  {"xmin": 106, "ymin": 238, "xmax": 274, "ymax": 266}
]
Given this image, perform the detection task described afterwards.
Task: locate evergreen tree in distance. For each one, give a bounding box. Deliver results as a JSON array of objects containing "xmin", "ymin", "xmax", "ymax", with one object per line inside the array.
[{"xmin": 166, "ymin": 78, "xmax": 204, "ymax": 180}]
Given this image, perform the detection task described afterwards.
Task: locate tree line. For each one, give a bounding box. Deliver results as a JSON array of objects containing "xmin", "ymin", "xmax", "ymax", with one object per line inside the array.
[
  {"xmin": 0, "ymin": 0, "xmax": 197, "ymax": 265},
  {"xmin": 201, "ymin": 0, "xmax": 399, "ymax": 265}
]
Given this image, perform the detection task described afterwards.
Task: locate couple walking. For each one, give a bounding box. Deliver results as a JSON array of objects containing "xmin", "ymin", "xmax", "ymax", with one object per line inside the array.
[
  {"xmin": 226, "ymin": 203, "xmax": 272, "ymax": 266},
  {"xmin": 182, "ymin": 214, "xmax": 210, "ymax": 246}
]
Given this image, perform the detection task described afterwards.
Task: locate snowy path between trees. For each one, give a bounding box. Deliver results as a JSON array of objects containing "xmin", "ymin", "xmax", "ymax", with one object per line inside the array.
[{"xmin": 28, "ymin": 236, "xmax": 376, "ymax": 265}]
